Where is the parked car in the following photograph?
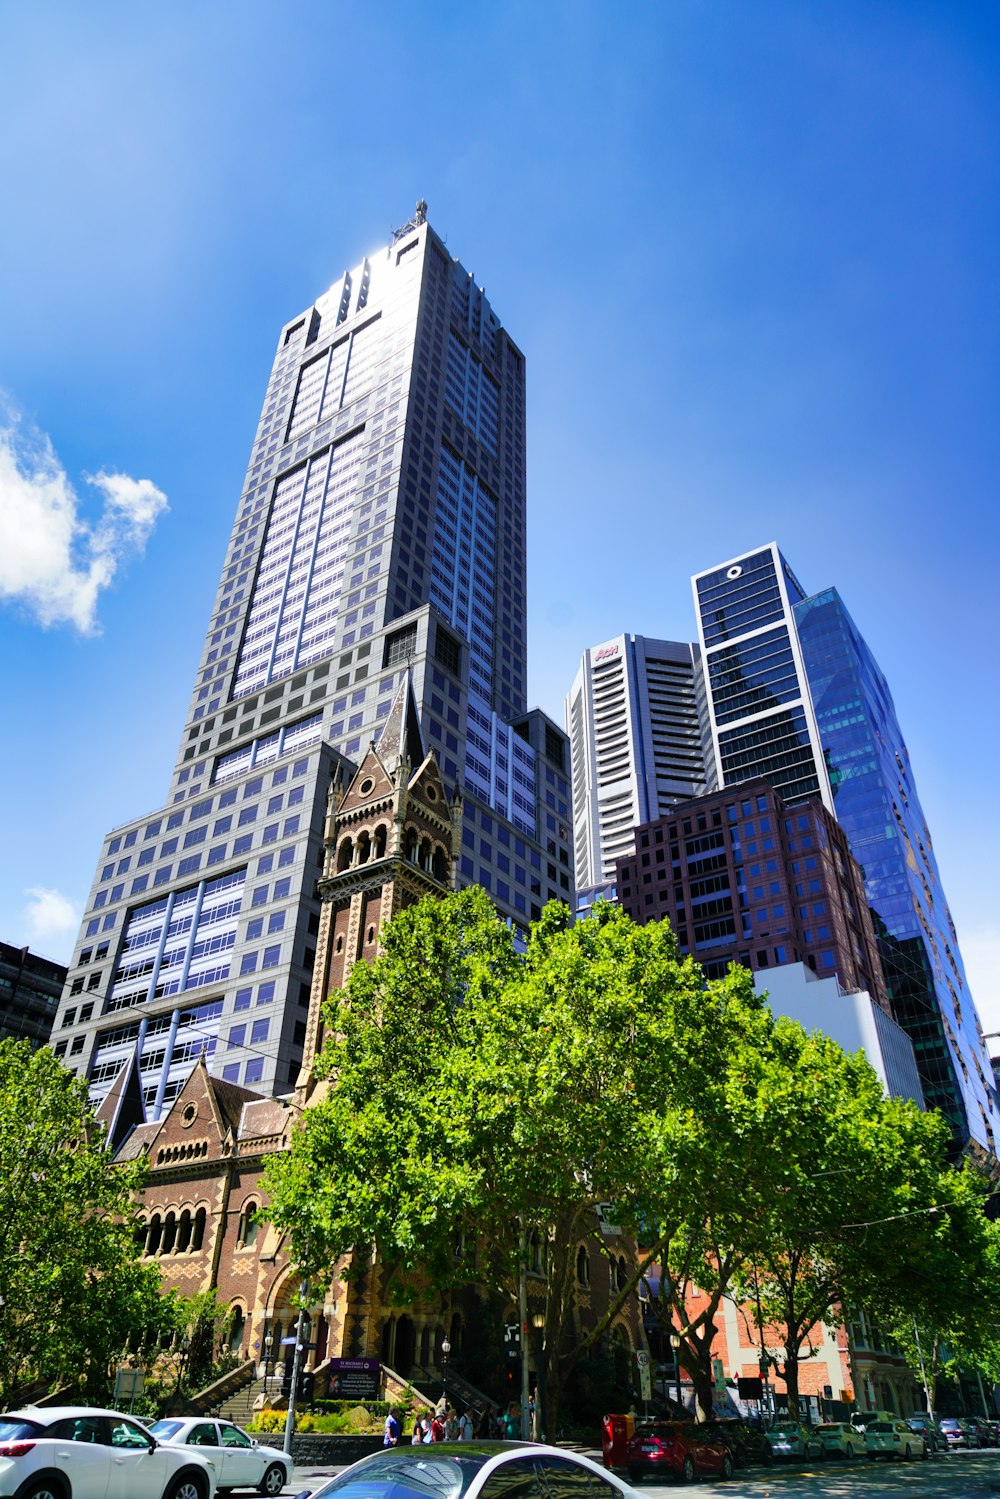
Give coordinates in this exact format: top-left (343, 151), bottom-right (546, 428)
top-left (938, 1417), bottom-right (971, 1449)
top-left (0, 1406), bottom-right (217, 1499)
top-left (765, 1420), bottom-right (825, 1462)
top-left (968, 1417), bottom-right (998, 1448)
top-left (626, 1420), bottom-right (734, 1483)
top-left (815, 1422), bottom-right (866, 1459)
top-left (905, 1415), bottom-right (947, 1453)
top-left (700, 1419), bottom-right (774, 1467)
top-left (149, 1416), bottom-right (292, 1496)
top-left (865, 1418), bottom-right (924, 1461)
top-left (298, 1442), bottom-right (644, 1499)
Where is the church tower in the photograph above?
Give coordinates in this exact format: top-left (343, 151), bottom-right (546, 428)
top-left (297, 674), bottom-right (462, 1094)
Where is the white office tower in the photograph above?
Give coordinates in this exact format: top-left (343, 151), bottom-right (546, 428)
top-left (52, 206), bottom-right (572, 1116)
top-left (566, 634), bottom-right (707, 907)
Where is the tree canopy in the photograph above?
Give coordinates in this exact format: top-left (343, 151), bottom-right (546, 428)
top-left (0, 1040), bottom-right (168, 1406)
top-left (264, 892), bottom-right (997, 1424)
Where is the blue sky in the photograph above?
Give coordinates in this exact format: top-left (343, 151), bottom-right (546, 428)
top-left (1, 2), bottom-right (998, 1028)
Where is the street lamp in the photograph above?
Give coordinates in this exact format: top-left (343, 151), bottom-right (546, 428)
top-left (531, 1311), bottom-right (545, 1441)
top-left (669, 1333), bottom-right (682, 1413)
top-left (441, 1336), bottom-right (451, 1407)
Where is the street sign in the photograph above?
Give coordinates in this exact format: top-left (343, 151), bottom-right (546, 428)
top-left (737, 1376), bottom-right (763, 1401)
top-left (638, 1363), bottom-right (651, 1401)
top-left (713, 1359), bottom-right (726, 1396)
top-left (635, 1350), bottom-right (649, 1368)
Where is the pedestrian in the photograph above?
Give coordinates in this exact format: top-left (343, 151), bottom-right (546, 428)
top-left (418, 1413), bottom-right (433, 1444)
top-left (431, 1407), bottom-right (446, 1442)
top-left (458, 1407), bottom-right (475, 1442)
top-left (445, 1406), bottom-right (460, 1441)
top-left (383, 1407), bottom-right (401, 1447)
top-left (503, 1401), bottom-right (521, 1439)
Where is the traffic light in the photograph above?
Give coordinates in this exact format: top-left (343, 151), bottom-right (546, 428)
top-left (299, 1370), bottom-right (315, 1403)
top-left (281, 1363), bottom-right (293, 1398)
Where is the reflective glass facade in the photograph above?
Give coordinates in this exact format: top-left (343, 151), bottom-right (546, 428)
top-left (54, 210), bottom-right (572, 1116)
top-left (693, 544), bottom-right (832, 810)
top-left (795, 588), bottom-right (996, 1157)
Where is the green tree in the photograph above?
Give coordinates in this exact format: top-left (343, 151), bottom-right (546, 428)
top-left (731, 1019), bottom-right (964, 1416)
top-left (0, 1040), bottom-right (167, 1406)
top-left (265, 891), bottom-right (775, 1430)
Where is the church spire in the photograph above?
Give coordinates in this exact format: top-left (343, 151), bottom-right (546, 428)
top-left (374, 669), bottom-right (425, 772)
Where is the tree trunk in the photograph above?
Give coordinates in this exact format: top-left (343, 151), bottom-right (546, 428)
top-left (782, 1350), bottom-right (800, 1419)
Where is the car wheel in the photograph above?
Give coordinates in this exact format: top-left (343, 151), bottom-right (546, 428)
top-left (903, 1443), bottom-right (912, 1461)
top-left (721, 1453), bottom-right (733, 1480)
top-left (627, 1471), bottom-right (643, 1484)
top-left (15, 1483), bottom-right (67, 1499)
top-left (164, 1474), bottom-right (209, 1499)
top-left (760, 1445), bottom-right (774, 1466)
top-left (681, 1455), bottom-right (695, 1483)
top-left (259, 1465), bottom-right (287, 1498)
top-left (815, 1443), bottom-right (826, 1462)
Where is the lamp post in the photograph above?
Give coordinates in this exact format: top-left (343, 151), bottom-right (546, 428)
top-left (441, 1336), bottom-right (451, 1408)
top-left (531, 1312), bottom-right (545, 1441)
top-left (669, 1333), bottom-right (682, 1414)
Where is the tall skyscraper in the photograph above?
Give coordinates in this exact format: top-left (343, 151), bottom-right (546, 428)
top-left (52, 205), bottom-right (572, 1117)
top-left (565, 634), bottom-right (706, 903)
top-left (692, 544), bottom-right (834, 811)
top-left (693, 544), bottom-right (996, 1160)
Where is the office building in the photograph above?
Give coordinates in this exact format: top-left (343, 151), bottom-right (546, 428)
top-left (794, 585), bottom-right (996, 1157)
top-left (52, 204), bottom-right (572, 1116)
top-left (615, 778), bottom-right (886, 1005)
top-left (692, 544), bottom-right (833, 810)
top-left (693, 545), bottom-right (995, 1160)
top-left (0, 942), bottom-right (65, 1049)
top-left (565, 634), bottom-right (706, 906)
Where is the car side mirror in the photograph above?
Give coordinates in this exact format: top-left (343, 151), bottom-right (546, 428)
top-left (293, 1492), bottom-right (313, 1499)
top-left (251, 1438), bottom-right (259, 1447)
top-left (147, 1439), bottom-right (158, 1453)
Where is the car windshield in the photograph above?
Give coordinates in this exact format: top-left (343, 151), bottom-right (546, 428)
top-left (940, 1420), bottom-right (961, 1428)
top-left (869, 1423), bottom-right (893, 1433)
top-left (149, 1421), bottom-right (185, 1440)
top-left (0, 1418), bottom-right (44, 1440)
top-left (306, 1449), bottom-right (502, 1499)
top-left (773, 1422), bottom-right (799, 1433)
top-left (817, 1425), bottom-right (844, 1433)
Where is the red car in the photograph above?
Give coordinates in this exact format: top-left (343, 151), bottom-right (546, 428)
top-left (627, 1421), bottom-right (734, 1483)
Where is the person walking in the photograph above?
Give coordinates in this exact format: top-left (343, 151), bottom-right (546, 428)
top-left (503, 1402), bottom-right (521, 1439)
top-left (458, 1407), bottom-right (475, 1442)
top-left (383, 1407), bottom-right (401, 1447)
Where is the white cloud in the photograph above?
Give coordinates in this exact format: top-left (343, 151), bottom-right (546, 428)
top-left (23, 886), bottom-right (80, 952)
top-left (0, 397), bottom-right (168, 633)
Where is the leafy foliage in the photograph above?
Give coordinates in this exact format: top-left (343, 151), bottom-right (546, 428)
top-left (0, 1040), bottom-right (168, 1406)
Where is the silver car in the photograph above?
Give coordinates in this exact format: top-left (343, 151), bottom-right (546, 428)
top-left (149, 1417), bottom-right (291, 1496)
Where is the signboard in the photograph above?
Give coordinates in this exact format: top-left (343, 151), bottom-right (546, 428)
top-left (638, 1363), bottom-right (651, 1401)
top-left (326, 1357), bottom-right (380, 1401)
top-left (713, 1359), bottom-right (726, 1396)
top-left (113, 1367), bottom-right (144, 1410)
top-left (737, 1376), bottom-right (763, 1401)
top-left (635, 1350), bottom-right (649, 1368)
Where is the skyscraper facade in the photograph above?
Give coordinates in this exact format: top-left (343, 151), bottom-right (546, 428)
top-left (53, 206), bottom-right (572, 1117)
top-left (565, 634), bottom-right (706, 902)
top-left (693, 545), bottom-right (995, 1160)
top-left (691, 544), bottom-right (833, 811)
top-left (793, 587), bottom-right (996, 1158)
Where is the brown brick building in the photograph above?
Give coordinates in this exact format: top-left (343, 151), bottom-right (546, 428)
top-left (616, 778), bottom-right (888, 1009)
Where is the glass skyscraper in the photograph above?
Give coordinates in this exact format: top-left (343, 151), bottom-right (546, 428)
top-left (794, 587), bottom-right (996, 1159)
top-left (694, 544), bottom-right (996, 1160)
top-left (51, 205), bottom-right (572, 1116)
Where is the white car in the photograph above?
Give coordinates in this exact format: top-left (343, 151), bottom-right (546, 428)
top-left (149, 1417), bottom-right (291, 1497)
top-left (765, 1420), bottom-right (825, 1461)
top-left (865, 1418), bottom-right (925, 1461)
top-left (816, 1422), bottom-right (865, 1459)
top-left (0, 1406), bottom-right (217, 1499)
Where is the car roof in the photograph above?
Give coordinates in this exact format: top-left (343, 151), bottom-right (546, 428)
top-left (2, 1408), bottom-right (137, 1422)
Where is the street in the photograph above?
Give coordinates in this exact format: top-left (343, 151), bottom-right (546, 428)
top-left (278, 1450), bottom-right (1000, 1498)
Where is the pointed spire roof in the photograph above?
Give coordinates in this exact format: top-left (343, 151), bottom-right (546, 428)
top-left (375, 670), bottom-right (425, 772)
top-left (93, 1048), bottom-right (146, 1154)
